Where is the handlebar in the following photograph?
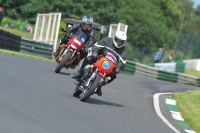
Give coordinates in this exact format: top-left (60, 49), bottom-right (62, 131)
top-left (61, 28), bottom-right (66, 32)
top-left (95, 45), bottom-right (126, 64)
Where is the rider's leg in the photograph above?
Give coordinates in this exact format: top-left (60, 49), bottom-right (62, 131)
top-left (71, 49), bottom-right (88, 69)
top-left (70, 56), bottom-right (96, 79)
top-left (96, 71), bottom-right (117, 96)
top-left (53, 34), bottom-right (70, 57)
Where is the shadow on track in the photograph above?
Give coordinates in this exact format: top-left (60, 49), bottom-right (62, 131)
top-left (80, 97), bottom-right (124, 107)
top-left (57, 72), bottom-right (71, 76)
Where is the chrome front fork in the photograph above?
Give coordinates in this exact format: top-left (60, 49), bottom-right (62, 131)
top-left (85, 68), bottom-right (98, 87)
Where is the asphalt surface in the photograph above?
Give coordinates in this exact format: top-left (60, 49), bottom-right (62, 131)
top-left (0, 54), bottom-right (198, 133)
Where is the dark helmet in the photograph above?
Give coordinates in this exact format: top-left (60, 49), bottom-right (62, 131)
top-left (113, 31), bottom-right (127, 48)
top-left (82, 16), bottom-right (93, 31)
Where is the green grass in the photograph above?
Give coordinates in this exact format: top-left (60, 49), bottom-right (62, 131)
top-left (0, 26), bottom-right (33, 39)
top-left (0, 49), bottom-right (54, 62)
top-left (184, 70), bottom-right (200, 78)
top-left (172, 90), bottom-right (200, 133)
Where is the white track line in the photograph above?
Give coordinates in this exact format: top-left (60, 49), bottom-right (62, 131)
top-left (153, 93), bottom-right (181, 133)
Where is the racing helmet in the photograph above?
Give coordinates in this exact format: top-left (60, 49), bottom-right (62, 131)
top-left (82, 16), bottom-right (93, 31)
top-left (113, 31), bottom-right (127, 48)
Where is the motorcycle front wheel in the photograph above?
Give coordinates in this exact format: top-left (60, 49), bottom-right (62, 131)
top-left (80, 74), bottom-right (102, 102)
top-left (55, 51), bottom-right (72, 73)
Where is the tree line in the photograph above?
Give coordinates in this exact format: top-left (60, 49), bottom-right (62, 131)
top-left (1, 0), bottom-right (200, 52)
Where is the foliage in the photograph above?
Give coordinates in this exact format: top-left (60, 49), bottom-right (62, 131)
top-left (151, 0), bottom-right (183, 31)
top-left (0, 17), bottom-right (12, 27)
top-left (119, 0), bottom-right (177, 49)
top-left (193, 6), bottom-right (200, 17)
top-left (58, 20), bottom-right (66, 39)
top-left (181, 17), bottom-right (200, 34)
top-left (125, 43), bottom-right (135, 61)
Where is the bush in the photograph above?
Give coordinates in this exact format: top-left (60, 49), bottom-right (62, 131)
top-left (1, 17), bottom-right (12, 27)
top-left (1, 17), bottom-right (28, 30)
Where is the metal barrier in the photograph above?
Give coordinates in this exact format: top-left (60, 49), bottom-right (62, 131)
top-left (121, 60), bottom-right (200, 87)
top-left (121, 60), bottom-right (136, 75)
top-left (20, 37), bottom-right (53, 59)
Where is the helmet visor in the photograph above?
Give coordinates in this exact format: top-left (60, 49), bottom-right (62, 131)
top-left (83, 23), bottom-right (92, 28)
top-left (114, 36), bottom-right (125, 46)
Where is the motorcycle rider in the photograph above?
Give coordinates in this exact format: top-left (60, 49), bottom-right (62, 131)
top-left (71, 31), bottom-right (127, 96)
top-left (53, 16), bottom-right (95, 67)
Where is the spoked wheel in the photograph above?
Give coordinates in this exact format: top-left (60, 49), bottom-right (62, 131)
top-left (55, 51), bottom-right (72, 73)
top-left (80, 74), bottom-right (102, 102)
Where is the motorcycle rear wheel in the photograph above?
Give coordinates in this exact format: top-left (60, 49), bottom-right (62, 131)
top-left (55, 51), bottom-right (72, 73)
top-left (80, 74), bottom-right (102, 102)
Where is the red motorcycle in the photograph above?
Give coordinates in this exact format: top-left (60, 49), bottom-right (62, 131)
top-left (73, 46), bottom-right (126, 102)
top-left (55, 30), bottom-right (87, 73)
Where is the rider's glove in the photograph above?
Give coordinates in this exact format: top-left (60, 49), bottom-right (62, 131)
top-left (66, 34), bottom-right (71, 39)
top-left (115, 69), bottom-right (120, 74)
top-left (87, 47), bottom-right (92, 51)
top-left (92, 54), bottom-right (97, 58)
top-left (61, 28), bottom-right (66, 32)
top-left (115, 67), bottom-right (121, 74)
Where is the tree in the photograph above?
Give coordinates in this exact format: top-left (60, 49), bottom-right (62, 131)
top-left (0, 0), bottom-right (28, 20)
top-left (152, 0), bottom-right (183, 32)
top-left (181, 17), bottom-right (200, 34)
top-left (119, 0), bottom-right (176, 49)
top-left (193, 6), bottom-right (200, 17)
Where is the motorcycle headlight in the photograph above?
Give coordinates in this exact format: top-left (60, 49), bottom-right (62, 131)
top-left (102, 61), bottom-right (111, 70)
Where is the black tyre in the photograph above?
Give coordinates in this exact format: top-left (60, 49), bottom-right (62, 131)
top-left (55, 51), bottom-right (72, 73)
top-left (73, 85), bottom-right (82, 97)
top-left (80, 74), bottom-right (102, 102)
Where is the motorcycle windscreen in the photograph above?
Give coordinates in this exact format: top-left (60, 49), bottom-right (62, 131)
top-left (73, 30), bottom-right (87, 43)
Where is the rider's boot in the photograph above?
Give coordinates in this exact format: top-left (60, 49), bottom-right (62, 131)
top-left (96, 79), bottom-right (108, 96)
top-left (72, 71), bottom-right (82, 85)
top-left (96, 87), bottom-right (102, 96)
top-left (70, 54), bottom-right (82, 69)
top-left (70, 70), bottom-right (83, 79)
top-left (53, 50), bottom-right (60, 57)
top-left (52, 43), bottom-right (65, 57)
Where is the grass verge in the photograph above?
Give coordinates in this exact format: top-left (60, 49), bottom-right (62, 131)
top-left (0, 49), bottom-right (54, 62)
top-left (0, 26), bottom-right (33, 39)
top-left (184, 70), bottom-right (200, 78)
top-left (172, 90), bottom-right (200, 133)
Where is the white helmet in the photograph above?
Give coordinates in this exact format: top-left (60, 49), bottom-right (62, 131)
top-left (113, 31), bottom-right (127, 48)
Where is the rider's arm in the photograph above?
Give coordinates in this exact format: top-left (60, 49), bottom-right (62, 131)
top-left (65, 23), bottom-right (81, 36)
top-left (60, 24), bottom-right (81, 44)
top-left (116, 47), bottom-right (127, 73)
top-left (86, 29), bottom-right (96, 48)
top-left (92, 37), bottom-right (109, 55)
